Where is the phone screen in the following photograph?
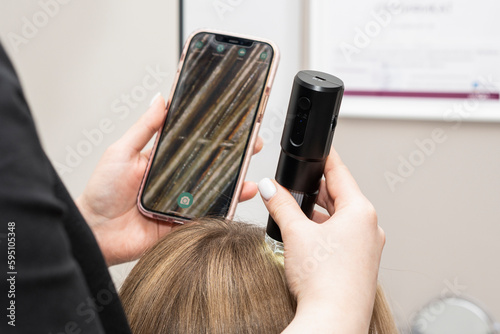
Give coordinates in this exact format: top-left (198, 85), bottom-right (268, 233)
top-left (141, 32), bottom-right (274, 219)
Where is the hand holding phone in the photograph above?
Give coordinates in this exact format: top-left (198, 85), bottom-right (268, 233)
top-left (138, 30), bottom-right (279, 223)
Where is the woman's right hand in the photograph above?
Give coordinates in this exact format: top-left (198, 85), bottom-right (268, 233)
top-left (258, 149), bottom-right (386, 333)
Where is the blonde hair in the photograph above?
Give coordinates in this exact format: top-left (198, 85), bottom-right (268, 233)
top-left (120, 219), bottom-right (397, 333)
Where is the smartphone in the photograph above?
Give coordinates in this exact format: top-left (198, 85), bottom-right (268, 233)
top-left (137, 30), bottom-right (279, 223)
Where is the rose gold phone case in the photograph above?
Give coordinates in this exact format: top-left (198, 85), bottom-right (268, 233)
top-left (137, 29), bottom-right (280, 224)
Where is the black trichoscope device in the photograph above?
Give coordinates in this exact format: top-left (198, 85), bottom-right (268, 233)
top-left (265, 70), bottom-right (344, 254)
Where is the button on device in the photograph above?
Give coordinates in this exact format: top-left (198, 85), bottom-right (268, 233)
top-left (257, 95), bottom-right (270, 122)
top-left (291, 112), bottom-right (309, 147)
top-left (331, 116), bottom-right (338, 131)
top-left (298, 97), bottom-right (311, 111)
top-left (290, 97), bottom-right (311, 146)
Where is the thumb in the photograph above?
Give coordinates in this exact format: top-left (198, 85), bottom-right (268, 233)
top-left (258, 178), bottom-right (308, 233)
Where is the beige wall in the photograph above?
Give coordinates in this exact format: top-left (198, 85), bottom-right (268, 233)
top-left (336, 118), bottom-right (500, 328)
top-left (1, 0), bottom-right (499, 330)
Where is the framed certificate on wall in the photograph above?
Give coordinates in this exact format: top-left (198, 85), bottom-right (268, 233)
top-left (307, 0), bottom-right (500, 121)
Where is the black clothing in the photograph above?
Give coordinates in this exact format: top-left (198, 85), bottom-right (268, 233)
top-left (0, 43), bottom-right (131, 333)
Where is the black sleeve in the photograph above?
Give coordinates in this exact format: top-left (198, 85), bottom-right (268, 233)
top-left (0, 43), bottom-right (131, 333)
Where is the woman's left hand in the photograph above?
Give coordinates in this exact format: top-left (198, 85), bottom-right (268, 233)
top-left (76, 93), bottom-right (263, 266)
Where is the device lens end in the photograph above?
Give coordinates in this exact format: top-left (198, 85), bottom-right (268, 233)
top-left (265, 233), bottom-right (284, 256)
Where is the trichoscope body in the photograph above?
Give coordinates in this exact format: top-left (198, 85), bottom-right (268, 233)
top-left (265, 70), bottom-right (344, 252)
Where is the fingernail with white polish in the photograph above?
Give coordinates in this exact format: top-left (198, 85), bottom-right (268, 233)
top-left (258, 178), bottom-right (277, 201)
top-left (149, 92), bottom-right (161, 107)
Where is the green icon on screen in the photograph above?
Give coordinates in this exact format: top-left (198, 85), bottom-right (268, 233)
top-left (216, 44), bottom-right (225, 53)
top-left (260, 52), bottom-right (267, 60)
top-left (195, 41), bottom-right (203, 49)
top-left (177, 192), bottom-right (194, 209)
top-left (238, 48), bottom-right (246, 57)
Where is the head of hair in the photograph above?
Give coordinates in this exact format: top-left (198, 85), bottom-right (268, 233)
top-left (120, 218), bottom-right (397, 334)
